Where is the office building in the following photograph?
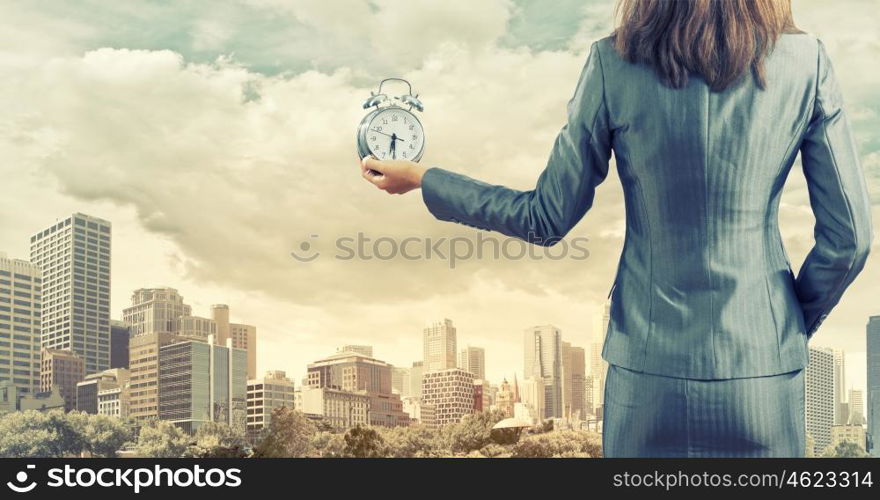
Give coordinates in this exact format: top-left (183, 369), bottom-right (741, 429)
top-left (424, 319), bottom-right (457, 372)
top-left (520, 377), bottom-right (546, 424)
top-left (830, 424), bottom-right (867, 454)
top-left (40, 348), bottom-right (84, 412)
top-left (421, 368), bottom-right (475, 426)
top-left (31, 214), bottom-right (111, 374)
top-left (401, 396), bottom-right (436, 428)
top-left (76, 368), bottom-right (129, 414)
top-left (805, 346), bottom-right (835, 456)
top-left (123, 288), bottom-right (191, 337)
top-left (212, 304), bottom-right (256, 379)
top-left (158, 337), bottom-right (247, 434)
top-left (337, 345), bottom-right (373, 357)
top-left (459, 346), bottom-right (486, 380)
top-left (833, 350), bottom-right (846, 425)
top-left (98, 384), bottom-right (130, 418)
top-left (410, 361), bottom-right (424, 398)
top-left (297, 386), bottom-right (370, 429)
top-left (392, 366), bottom-right (411, 397)
top-left (247, 370), bottom-right (295, 441)
top-left (848, 389), bottom-right (865, 425)
top-left (0, 254), bottom-right (41, 394)
top-left (590, 301), bottom-right (610, 414)
top-left (110, 320), bottom-right (130, 369)
top-left (474, 379), bottom-right (489, 412)
top-left (176, 315), bottom-right (215, 342)
top-left (128, 331), bottom-right (177, 421)
top-left (524, 325), bottom-right (563, 418)
top-left (562, 342), bottom-right (586, 419)
top-left (306, 350), bottom-right (409, 427)
top-left (230, 323), bottom-right (257, 380)
top-left (868, 316), bottom-right (880, 457)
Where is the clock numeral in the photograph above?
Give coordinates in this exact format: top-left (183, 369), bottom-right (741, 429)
top-left (409, 125), bottom-right (414, 130)
top-left (382, 119), bottom-right (388, 125)
top-left (391, 115), bottom-right (398, 122)
top-left (371, 136), bottom-right (376, 141)
top-left (409, 143), bottom-right (415, 149)
top-left (412, 134), bottom-right (418, 140)
top-left (402, 152), bottom-right (407, 158)
top-left (376, 126), bottom-right (382, 132)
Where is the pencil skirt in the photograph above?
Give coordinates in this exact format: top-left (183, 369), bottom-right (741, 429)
top-left (602, 364), bottom-right (806, 457)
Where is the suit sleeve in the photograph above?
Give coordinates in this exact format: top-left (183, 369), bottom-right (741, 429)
top-left (795, 39), bottom-right (874, 337)
top-left (420, 42), bottom-right (612, 246)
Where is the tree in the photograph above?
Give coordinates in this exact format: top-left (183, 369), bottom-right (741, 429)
top-left (379, 425), bottom-right (445, 458)
top-left (511, 430), bottom-right (603, 458)
top-left (252, 407), bottom-right (316, 458)
top-left (311, 431), bottom-right (346, 458)
top-left (185, 422), bottom-right (249, 458)
top-left (135, 420), bottom-right (189, 458)
top-left (75, 413), bottom-right (134, 457)
top-left (822, 441), bottom-right (869, 458)
top-left (0, 411), bottom-right (59, 457)
top-left (343, 425), bottom-right (385, 458)
top-left (443, 409), bottom-right (507, 454)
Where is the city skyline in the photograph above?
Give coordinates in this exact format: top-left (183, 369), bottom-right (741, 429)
top-left (1, 0), bottom-right (879, 435)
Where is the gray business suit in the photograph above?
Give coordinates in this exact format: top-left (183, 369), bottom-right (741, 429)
top-left (420, 34), bottom-right (872, 456)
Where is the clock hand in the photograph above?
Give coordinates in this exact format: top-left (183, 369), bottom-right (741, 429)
top-left (371, 128), bottom-right (405, 141)
top-left (390, 133), bottom-right (397, 159)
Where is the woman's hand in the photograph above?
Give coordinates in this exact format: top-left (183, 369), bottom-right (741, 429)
top-left (360, 156), bottom-right (427, 195)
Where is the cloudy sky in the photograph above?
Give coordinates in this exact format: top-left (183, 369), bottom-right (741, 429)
top-left (1, 0), bottom-right (878, 393)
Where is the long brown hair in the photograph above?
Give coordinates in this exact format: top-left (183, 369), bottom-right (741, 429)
top-left (612, 0), bottom-right (801, 91)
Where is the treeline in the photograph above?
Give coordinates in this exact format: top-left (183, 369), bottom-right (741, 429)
top-left (0, 408), bottom-right (605, 458)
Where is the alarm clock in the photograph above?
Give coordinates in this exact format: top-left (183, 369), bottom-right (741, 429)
top-left (356, 78), bottom-right (426, 163)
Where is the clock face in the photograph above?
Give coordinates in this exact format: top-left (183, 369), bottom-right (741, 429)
top-left (365, 107), bottom-right (425, 161)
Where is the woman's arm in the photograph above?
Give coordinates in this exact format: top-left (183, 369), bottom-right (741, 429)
top-left (795, 40), bottom-right (874, 337)
top-left (362, 42), bottom-right (612, 247)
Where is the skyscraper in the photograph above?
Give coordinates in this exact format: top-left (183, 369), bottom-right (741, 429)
top-left (867, 316), bottom-right (880, 457)
top-left (590, 301), bottom-right (610, 414)
top-left (848, 389), bottom-right (865, 425)
top-left (805, 346), bottom-right (835, 456)
top-left (110, 320), bottom-right (130, 369)
top-left (459, 346), bottom-right (486, 380)
top-left (30, 214), bottom-right (111, 374)
top-left (123, 288), bottom-right (191, 421)
top-left (833, 350), bottom-right (847, 425)
top-left (410, 361), bottom-right (424, 398)
top-left (423, 319), bottom-right (457, 372)
top-left (0, 254), bottom-right (41, 394)
top-left (562, 342), bottom-right (586, 419)
top-left (158, 337), bottom-right (248, 434)
top-left (524, 325), bottom-right (562, 418)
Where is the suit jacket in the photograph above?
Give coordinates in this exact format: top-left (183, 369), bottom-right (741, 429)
top-left (420, 35), bottom-right (873, 379)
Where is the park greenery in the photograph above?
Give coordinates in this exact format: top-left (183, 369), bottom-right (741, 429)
top-left (0, 407), bottom-right (865, 458)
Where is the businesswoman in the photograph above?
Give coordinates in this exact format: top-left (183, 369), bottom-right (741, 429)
top-left (359, 0), bottom-right (873, 457)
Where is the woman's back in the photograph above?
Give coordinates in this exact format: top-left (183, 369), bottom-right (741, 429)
top-left (599, 33), bottom-right (871, 378)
